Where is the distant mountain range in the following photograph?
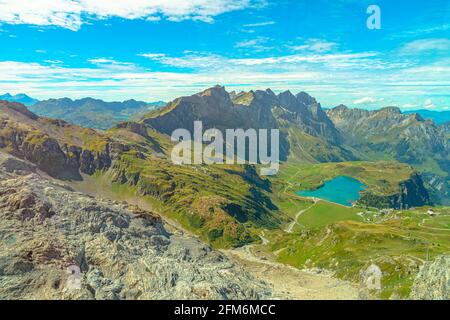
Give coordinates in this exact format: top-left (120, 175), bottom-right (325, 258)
top-left (29, 97), bottom-right (166, 130)
top-left (0, 93), bottom-right (39, 106)
top-left (404, 109), bottom-right (450, 125)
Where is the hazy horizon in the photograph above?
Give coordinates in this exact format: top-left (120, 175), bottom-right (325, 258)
top-left (2, 86), bottom-right (450, 112)
top-left (0, 0), bottom-right (449, 110)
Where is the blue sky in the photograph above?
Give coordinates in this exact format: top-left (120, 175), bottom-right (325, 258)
top-left (0, 0), bottom-right (449, 110)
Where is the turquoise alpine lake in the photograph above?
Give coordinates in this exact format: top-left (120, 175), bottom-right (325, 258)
top-left (296, 176), bottom-right (367, 206)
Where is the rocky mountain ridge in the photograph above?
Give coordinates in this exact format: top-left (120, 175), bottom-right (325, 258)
top-left (0, 151), bottom-right (271, 300)
top-left (0, 96), bottom-right (433, 213)
top-left (142, 86), bottom-right (347, 162)
top-left (0, 100), bottom-right (117, 179)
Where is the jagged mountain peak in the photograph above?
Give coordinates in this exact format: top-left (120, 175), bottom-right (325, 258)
top-left (408, 112), bottom-right (425, 122)
top-left (278, 90), bottom-right (295, 99)
top-left (198, 85), bottom-right (229, 98)
top-left (141, 86), bottom-right (345, 162)
top-left (265, 88), bottom-right (276, 96)
top-left (334, 104), bottom-right (349, 111)
top-left (296, 91), bottom-right (317, 106)
top-left (251, 89), bottom-right (278, 103)
top-left (188, 85), bottom-right (233, 108)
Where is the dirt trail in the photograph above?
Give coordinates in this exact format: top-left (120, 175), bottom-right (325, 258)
top-left (223, 245), bottom-right (361, 300)
top-left (285, 199), bottom-right (318, 233)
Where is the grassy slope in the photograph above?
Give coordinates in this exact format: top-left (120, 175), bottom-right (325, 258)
top-left (264, 206), bottom-right (450, 299)
top-left (110, 128), bottom-right (448, 298)
top-left (257, 160), bottom-right (449, 299)
top-left (0, 108), bottom-right (284, 249)
top-left (274, 161), bottom-right (414, 197)
top-left (296, 201), bottom-right (362, 229)
top-left (285, 127), bottom-right (351, 163)
top-left (104, 128), bottom-right (289, 248)
top-left (99, 112), bottom-right (449, 299)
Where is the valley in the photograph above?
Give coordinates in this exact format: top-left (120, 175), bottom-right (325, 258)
top-left (0, 86), bottom-right (449, 300)
top-left (68, 170), bottom-right (362, 300)
top-left (1, 0), bottom-right (449, 303)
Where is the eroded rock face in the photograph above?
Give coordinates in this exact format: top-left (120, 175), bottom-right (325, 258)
top-left (0, 152), bottom-right (271, 300)
top-left (142, 86), bottom-right (344, 162)
top-left (358, 173), bottom-right (432, 209)
top-left (410, 255), bottom-right (450, 300)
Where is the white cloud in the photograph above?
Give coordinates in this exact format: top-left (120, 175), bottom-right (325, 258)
top-left (398, 38), bottom-right (450, 55)
top-left (146, 16), bottom-right (161, 22)
top-left (139, 53), bottom-right (166, 59)
top-left (289, 39), bottom-right (338, 53)
top-left (423, 99), bottom-right (436, 110)
top-left (353, 97), bottom-right (384, 105)
top-left (0, 0), bottom-right (257, 31)
top-left (400, 103), bottom-right (418, 110)
top-left (139, 52), bottom-right (227, 69)
top-left (1, 44), bottom-right (449, 107)
top-left (243, 21), bottom-right (275, 27)
top-left (234, 36), bottom-right (272, 51)
top-left (0, 59), bottom-right (321, 101)
top-left (389, 24), bottom-right (450, 39)
top-left (140, 50), bottom-right (379, 71)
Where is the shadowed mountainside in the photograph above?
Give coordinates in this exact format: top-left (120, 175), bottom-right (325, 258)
top-left (142, 86), bottom-right (352, 163)
top-left (327, 105), bottom-right (449, 204)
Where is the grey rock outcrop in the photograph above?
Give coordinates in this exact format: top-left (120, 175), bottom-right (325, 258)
top-left (0, 152), bottom-right (271, 300)
top-left (410, 255), bottom-right (449, 300)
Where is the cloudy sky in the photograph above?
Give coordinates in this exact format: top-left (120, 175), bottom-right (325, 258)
top-left (0, 0), bottom-right (449, 110)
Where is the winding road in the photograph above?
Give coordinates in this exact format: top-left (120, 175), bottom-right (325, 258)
top-left (285, 199), bottom-right (319, 233)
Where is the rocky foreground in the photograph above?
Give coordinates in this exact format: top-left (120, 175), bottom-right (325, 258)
top-left (410, 255), bottom-right (450, 300)
top-left (0, 151), bottom-right (271, 300)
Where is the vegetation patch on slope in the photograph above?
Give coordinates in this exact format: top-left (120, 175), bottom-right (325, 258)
top-left (264, 206), bottom-right (450, 299)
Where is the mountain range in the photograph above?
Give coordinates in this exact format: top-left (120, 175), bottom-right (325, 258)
top-left (143, 86), bottom-right (350, 163)
top-left (0, 93), bottom-right (39, 106)
top-left (29, 98), bottom-right (166, 130)
top-left (0, 87), bottom-right (449, 299)
top-left (327, 105), bottom-right (449, 204)
top-left (143, 87), bottom-right (448, 205)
